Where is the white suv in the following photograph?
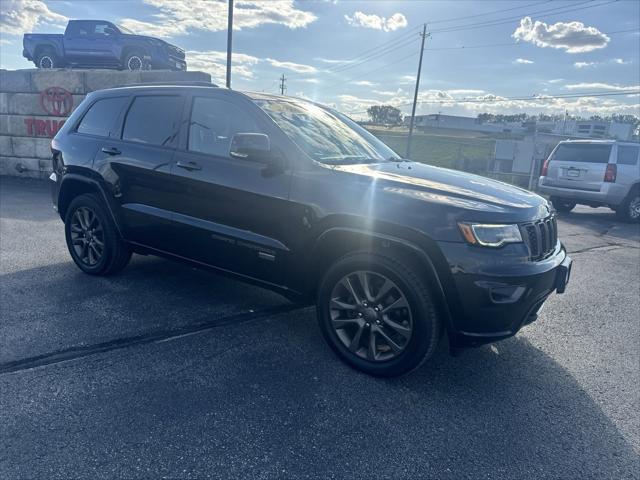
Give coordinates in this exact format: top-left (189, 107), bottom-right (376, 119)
top-left (538, 140), bottom-right (640, 222)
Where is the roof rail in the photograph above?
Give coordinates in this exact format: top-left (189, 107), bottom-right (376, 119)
top-left (114, 81), bottom-right (219, 88)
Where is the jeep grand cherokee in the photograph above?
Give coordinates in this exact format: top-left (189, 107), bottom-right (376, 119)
top-left (49, 84), bottom-right (572, 376)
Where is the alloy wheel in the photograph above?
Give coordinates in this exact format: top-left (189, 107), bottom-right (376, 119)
top-left (39, 56), bottom-right (53, 69)
top-left (629, 196), bottom-right (640, 220)
top-left (127, 55), bottom-right (143, 70)
top-left (70, 207), bottom-right (105, 266)
top-left (329, 270), bottom-right (413, 362)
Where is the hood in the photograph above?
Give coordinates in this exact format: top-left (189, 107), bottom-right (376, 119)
top-left (123, 34), bottom-right (180, 50)
top-left (330, 161), bottom-right (551, 221)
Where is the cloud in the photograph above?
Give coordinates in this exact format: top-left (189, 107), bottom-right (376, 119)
top-left (512, 16), bottom-right (610, 53)
top-left (547, 78), bottom-right (564, 84)
top-left (352, 80), bottom-right (377, 86)
top-left (186, 50), bottom-right (259, 83)
top-left (514, 58), bottom-right (534, 64)
top-left (564, 82), bottom-right (639, 91)
top-left (575, 58), bottom-right (633, 68)
top-left (0, 0), bottom-right (67, 36)
top-left (344, 11), bottom-right (407, 32)
top-left (398, 75), bottom-right (415, 84)
top-left (315, 57), bottom-right (353, 65)
top-left (266, 58), bottom-right (316, 73)
top-left (447, 89), bottom-right (486, 95)
top-left (120, 0), bottom-right (316, 37)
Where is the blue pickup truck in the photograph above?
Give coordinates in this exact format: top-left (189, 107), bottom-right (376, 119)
top-left (23, 20), bottom-right (186, 71)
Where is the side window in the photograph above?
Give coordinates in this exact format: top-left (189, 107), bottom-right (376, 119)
top-left (122, 96), bottom-right (182, 146)
top-left (188, 97), bottom-right (260, 157)
top-left (94, 23), bottom-right (114, 35)
top-left (77, 97), bottom-right (127, 137)
top-left (617, 146), bottom-right (639, 166)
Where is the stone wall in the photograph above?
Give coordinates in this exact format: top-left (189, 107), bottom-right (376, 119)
top-left (0, 68), bottom-right (212, 178)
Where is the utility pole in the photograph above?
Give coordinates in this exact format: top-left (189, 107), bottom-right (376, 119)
top-left (405, 24), bottom-right (429, 159)
top-left (226, 0), bottom-right (233, 89)
top-left (279, 74), bottom-right (287, 95)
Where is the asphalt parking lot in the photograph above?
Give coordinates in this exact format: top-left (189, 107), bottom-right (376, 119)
top-left (1, 175), bottom-right (639, 479)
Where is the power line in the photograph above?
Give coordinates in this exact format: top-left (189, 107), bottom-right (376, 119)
top-left (427, 0), bottom-right (552, 24)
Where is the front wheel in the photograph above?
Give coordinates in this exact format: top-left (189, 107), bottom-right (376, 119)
top-left (123, 51), bottom-right (145, 71)
top-left (550, 197), bottom-right (576, 213)
top-left (64, 194), bottom-right (132, 275)
top-left (317, 251), bottom-right (442, 377)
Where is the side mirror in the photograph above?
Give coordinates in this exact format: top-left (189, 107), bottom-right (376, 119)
top-left (229, 133), bottom-right (271, 162)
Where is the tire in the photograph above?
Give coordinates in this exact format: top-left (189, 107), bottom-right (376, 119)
top-left (317, 250), bottom-right (442, 377)
top-left (123, 51), bottom-right (145, 71)
top-left (64, 194), bottom-right (132, 275)
top-left (35, 49), bottom-right (59, 69)
top-left (615, 187), bottom-right (640, 223)
top-left (550, 197), bottom-right (576, 213)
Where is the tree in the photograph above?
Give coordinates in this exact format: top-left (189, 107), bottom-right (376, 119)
top-left (367, 105), bottom-right (403, 125)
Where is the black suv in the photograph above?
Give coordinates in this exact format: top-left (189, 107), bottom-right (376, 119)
top-left (50, 84), bottom-right (572, 376)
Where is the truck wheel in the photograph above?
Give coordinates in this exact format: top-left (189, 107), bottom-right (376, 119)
top-left (317, 251), bottom-right (442, 377)
top-left (124, 51), bottom-right (145, 71)
top-left (36, 50), bottom-right (58, 69)
top-left (64, 194), bottom-right (132, 275)
top-left (616, 187), bottom-right (640, 223)
top-left (550, 197), bottom-right (576, 213)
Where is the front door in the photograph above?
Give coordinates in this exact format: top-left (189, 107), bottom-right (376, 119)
top-left (168, 92), bottom-right (293, 285)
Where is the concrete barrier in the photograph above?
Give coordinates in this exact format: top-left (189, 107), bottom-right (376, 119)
top-left (0, 68), bottom-right (212, 179)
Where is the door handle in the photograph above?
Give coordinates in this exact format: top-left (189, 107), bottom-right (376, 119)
top-left (176, 161), bottom-right (202, 171)
top-left (101, 147), bottom-right (121, 156)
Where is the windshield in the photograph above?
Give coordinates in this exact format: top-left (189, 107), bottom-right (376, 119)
top-left (252, 97), bottom-right (400, 164)
top-left (116, 24), bottom-right (135, 35)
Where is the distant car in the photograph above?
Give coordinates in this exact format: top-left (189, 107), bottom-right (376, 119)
top-left (23, 19), bottom-right (186, 71)
top-left (539, 140), bottom-right (640, 222)
top-left (49, 84), bottom-right (572, 377)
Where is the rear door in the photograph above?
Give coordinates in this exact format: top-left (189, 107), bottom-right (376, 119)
top-left (92, 92), bottom-right (184, 251)
top-left (546, 142), bottom-right (612, 191)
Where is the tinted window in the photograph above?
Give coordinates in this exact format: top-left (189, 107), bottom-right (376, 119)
top-left (188, 97), bottom-right (261, 157)
top-left (617, 145), bottom-right (639, 166)
top-left (122, 96), bottom-right (182, 146)
top-left (77, 97), bottom-right (127, 137)
top-left (552, 144), bottom-right (612, 164)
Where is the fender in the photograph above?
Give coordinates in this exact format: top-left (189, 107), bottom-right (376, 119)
top-left (58, 173), bottom-right (124, 237)
top-left (312, 226), bottom-right (454, 332)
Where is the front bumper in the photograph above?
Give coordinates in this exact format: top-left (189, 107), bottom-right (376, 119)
top-left (437, 240), bottom-right (572, 348)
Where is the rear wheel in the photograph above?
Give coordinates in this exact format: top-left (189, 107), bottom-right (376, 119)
top-left (35, 49), bottom-right (59, 69)
top-left (550, 197), bottom-right (576, 213)
top-left (64, 194), bottom-right (131, 275)
top-left (616, 187), bottom-right (640, 223)
top-left (317, 251), bottom-right (441, 377)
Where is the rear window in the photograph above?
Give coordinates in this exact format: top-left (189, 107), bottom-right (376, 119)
top-left (77, 97), bottom-right (127, 137)
top-left (122, 96), bottom-right (182, 146)
top-left (552, 143), bottom-right (612, 164)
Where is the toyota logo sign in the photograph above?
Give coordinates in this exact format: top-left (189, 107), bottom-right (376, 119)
top-left (40, 87), bottom-right (73, 116)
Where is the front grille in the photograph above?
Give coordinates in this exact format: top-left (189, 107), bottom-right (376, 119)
top-left (521, 215), bottom-right (557, 261)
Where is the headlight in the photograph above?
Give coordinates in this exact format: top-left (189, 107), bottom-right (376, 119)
top-left (458, 223), bottom-right (522, 247)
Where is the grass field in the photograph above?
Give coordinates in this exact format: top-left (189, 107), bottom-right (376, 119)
top-left (367, 128), bottom-right (495, 169)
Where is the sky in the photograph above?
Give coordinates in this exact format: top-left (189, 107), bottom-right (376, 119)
top-left (0, 0), bottom-right (639, 120)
